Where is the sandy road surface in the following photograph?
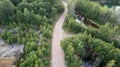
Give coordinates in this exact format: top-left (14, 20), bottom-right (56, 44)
top-left (51, 1), bottom-right (68, 67)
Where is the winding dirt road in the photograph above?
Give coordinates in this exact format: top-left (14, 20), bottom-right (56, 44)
top-left (51, 1), bottom-right (68, 67)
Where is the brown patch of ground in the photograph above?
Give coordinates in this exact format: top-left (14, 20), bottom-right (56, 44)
top-left (0, 57), bottom-right (15, 67)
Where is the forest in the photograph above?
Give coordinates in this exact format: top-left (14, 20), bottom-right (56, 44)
top-left (62, 14), bottom-right (120, 67)
top-left (0, 0), bottom-right (64, 67)
top-left (0, 0), bottom-right (120, 67)
top-left (61, 0), bottom-right (120, 67)
top-left (75, 0), bottom-right (120, 24)
top-left (90, 0), bottom-right (120, 5)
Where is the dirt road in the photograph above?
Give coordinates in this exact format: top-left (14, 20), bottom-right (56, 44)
top-left (51, 1), bottom-right (68, 67)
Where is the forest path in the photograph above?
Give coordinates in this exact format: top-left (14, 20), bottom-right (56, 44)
top-left (51, 1), bottom-right (68, 67)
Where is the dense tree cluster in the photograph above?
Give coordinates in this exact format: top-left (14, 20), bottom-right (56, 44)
top-left (0, 0), bottom-right (64, 67)
top-left (90, 0), bottom-right (120, 5)
top-left (63, 14), bottom-right (120, 48)
top-left (75, 0), bottom-right (112, 24)
top-left (62, 13), bottom-right (120, 67)
top-left (62, 0), bottom-right (120, 67)
top-left (61, 33), bottom-right (120, 67)
top-left (0, 0), bottom-right (64, 24)
top-left (0, 22), bottom-right (53, 67)
top-left (20, 36), bottom-right (52, 67)
top-left (63, 14), bottom-right (86, 33)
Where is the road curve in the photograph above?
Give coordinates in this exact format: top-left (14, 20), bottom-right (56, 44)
top-left (51, 1), bottom-right (68, 67)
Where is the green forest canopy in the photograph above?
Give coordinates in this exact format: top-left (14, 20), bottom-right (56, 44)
top-left (0, 0), bottom-right (64, 67)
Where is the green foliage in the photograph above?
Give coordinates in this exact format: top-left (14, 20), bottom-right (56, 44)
top-left (10, 0), bottom-right (22, 5)
top-left (63, 14), bottom-right (85, 33)
top-left (62, 13), bottom-right (120, 67)
top-left (75, 0), bottom-right (112, 23)
top-left (90, 0), bottom-right (120, 5)
top-left (0, 31), bottom-right (17, 44)
top-left (0, 0), bottom-right (64, 67)
top-left (105, 60), bottom-right (115, 67)
top-left (61, 33), bottom-right (120, 67)
top-left (0, 0), bottom-right (64, 24)
top-left (0, 0), bottom-right (16, 22)
top-left (63, 14), bottom-right (120, 48)
top-left (61, 40), bottom-right (83, 67)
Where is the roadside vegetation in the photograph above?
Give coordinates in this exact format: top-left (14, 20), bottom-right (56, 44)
top-left (61, 33), bottom-right (120, 67)
top-left (0, 0), bottom-right (64, 67)
top-left (62, 14), bottom-right (120, 67)
top-left (62, 0), bottom-right (120, 67)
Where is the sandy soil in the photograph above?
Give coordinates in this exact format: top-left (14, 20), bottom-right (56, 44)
top-left (0, 57), bottom-right (15, 67)
top-left (51, 1), bottom-right (68, 67)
